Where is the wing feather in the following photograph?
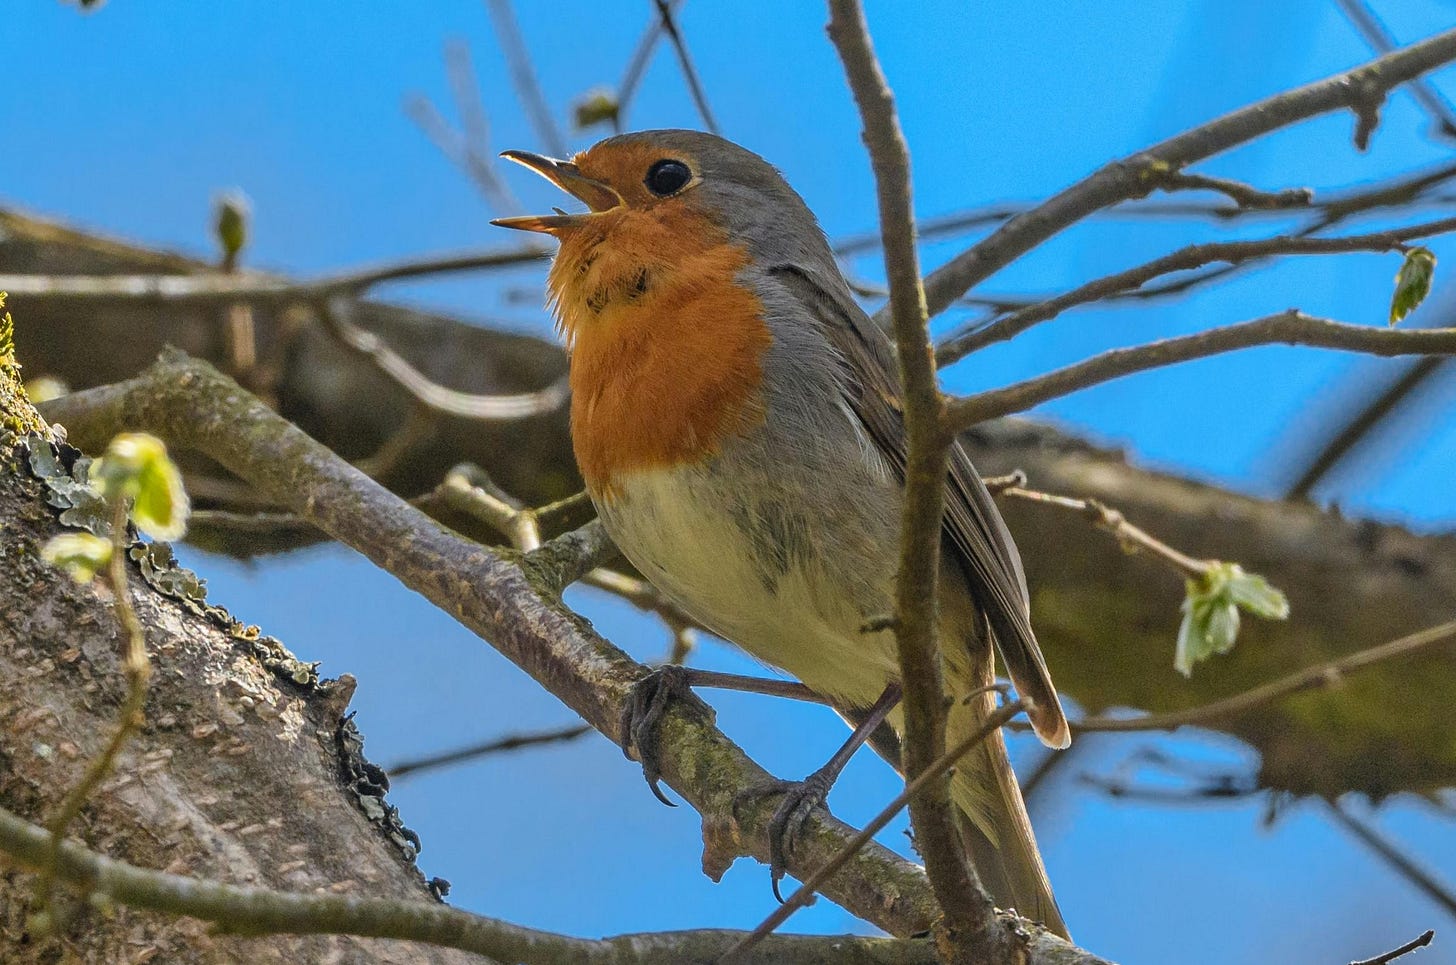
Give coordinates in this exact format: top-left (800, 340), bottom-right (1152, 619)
top-left (769, 265), bottom-right (1070, 748)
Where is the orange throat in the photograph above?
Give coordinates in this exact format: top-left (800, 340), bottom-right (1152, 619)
top-left (546, 208), bottom-right (771, 499)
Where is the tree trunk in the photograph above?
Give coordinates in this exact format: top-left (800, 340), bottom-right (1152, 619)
top-left (0, 376), bottom-right (478, 961)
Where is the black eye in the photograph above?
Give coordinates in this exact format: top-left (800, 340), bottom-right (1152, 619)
top-left (644, 159), bottom-right (692, 196)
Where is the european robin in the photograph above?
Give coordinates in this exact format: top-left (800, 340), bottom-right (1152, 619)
top-left (495, 130), bottom-right (1071, 938)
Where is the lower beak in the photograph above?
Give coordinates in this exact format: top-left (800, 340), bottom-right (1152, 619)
top-left (491, 150), bottom-right (622, 234)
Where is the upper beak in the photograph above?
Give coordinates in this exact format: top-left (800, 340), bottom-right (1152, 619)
top-left (491, 150), bottom-right (622, 234)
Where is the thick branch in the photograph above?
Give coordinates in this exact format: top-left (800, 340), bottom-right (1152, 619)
top-left (43, 354), bottom-right (947, 940)
top-left (947, 312), bottom-right (1456, 430)
top-left (898, 27), bottom-right (1456, 320)
top-left (0, 804), bottom-right (940, 965)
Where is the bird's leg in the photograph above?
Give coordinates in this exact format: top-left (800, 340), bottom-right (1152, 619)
top-left (619, 666), bottom-right (829, 806)
top-left (734, 682), bottom-right (903, 900)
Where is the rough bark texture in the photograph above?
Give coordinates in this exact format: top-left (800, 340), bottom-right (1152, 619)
top-left (7, 206), bottom-right (1456, 803)
top-left (0, 435), bottom-right (478, 961)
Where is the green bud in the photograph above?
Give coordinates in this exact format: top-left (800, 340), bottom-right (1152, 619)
top-left (42, 532), bottom-right (113, 583)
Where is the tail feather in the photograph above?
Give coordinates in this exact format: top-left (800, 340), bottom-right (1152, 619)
top-left (948, 685), bottom-right (1069, 940)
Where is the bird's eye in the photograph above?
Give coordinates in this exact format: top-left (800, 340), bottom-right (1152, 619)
top-left (644, 159), bottom-right (692, 197)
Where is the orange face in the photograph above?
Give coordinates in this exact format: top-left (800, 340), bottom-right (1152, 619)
top-left (496, 138), bottom-right (772, 498)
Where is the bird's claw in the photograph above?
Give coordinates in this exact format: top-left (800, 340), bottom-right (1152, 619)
top-left (619, 665), bottom-right (714, 806)
top-left (733, 769), bottom-right (836, 902)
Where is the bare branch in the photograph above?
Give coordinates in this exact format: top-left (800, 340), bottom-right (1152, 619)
top-left (1336, 0), bottom-right (1456, 141)
top-left (1348, 929), bottom-right (1437, 965)
top-left (482, 0), bottom-right (569, 158)
top-left (947, 311), bottom-right (1456, 431)
top-left (896, 27), bottom-right (1456, 322)
top-left (386, 723), bottom-right (593, 780)
top-left (938, 215), bottom-right (1456, 364)
top-left (996, 484), bottom-right (1213, 579)
top-left (1286, 354), bottom-right (1447, 498)
top-left (317, 300), bottom-right (569, 421)
top-left (652, 0), bottom-right (721, 134)
top-left (1009, 619), bottom-right (1456, 735)
top-left (614, 0), bottom-right (680, 131)
top-left (1326, 800), bottom-right (1456, 922)
top-left (0, 245), bottom-right (549, 305)
top-left (46, 352), bottom-right (947, 939)
top-left (0, 803), bottom-right (941, 965)
top-left (1151, 170), bottom-right (1312, 209)
top-left (826, 2), bottom-right (1002, 959)
top-left (726, 700), bottom-right (1037, 963)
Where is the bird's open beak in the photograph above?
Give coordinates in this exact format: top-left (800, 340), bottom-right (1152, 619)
top-left (491, 150), bottom-right (622, 234)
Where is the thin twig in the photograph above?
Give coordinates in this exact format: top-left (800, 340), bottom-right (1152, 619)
top-left (652, 0), bottom-right (720, 134)
top-left (483, 0), bottom-right (569, 158)
top-left (999, 486), bottom-right (1213, 578)
top-left (386, 723), bottom-right (593, 780)
top-left (404, 37), bottom-right (525, 213)
top-left (1012, 618), bottom-right (1456, 735)
top-left (724, 700), bottom-right (1029, 962)
top-left (36, 499), bottom-right (151, 914)
top-left (896, 27), bottom-right (1456, 322)
top-left (1286, 355), bottom-right (1447, 499)
top-left (615, 0), bottom-right (681, 131)
top-left (827, 1), bottom-right (999, 958)
top-left (1335, 0), bottom-right (1456, 140)
top-left (1348, 928), bottom-right (1437, 965)
top-left (938, 215), bottom-right (1456, 363)
top-left (1326, 800), bottom-right (1456, 922)
top-left (1152, 170), bottom-right (1313, 209)
top-left (946, 311), bottom-right (1456, 431)
top-left (0, 803), bottom-right (940, 965)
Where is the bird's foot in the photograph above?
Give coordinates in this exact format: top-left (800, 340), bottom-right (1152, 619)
top-left (619, 665), bottom-right (714, 806)
top-left (733, 767), bottom-right (837, 901)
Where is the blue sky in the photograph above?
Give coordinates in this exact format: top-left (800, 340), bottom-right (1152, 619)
top-left (8, 2), bottom-right (1456, 962)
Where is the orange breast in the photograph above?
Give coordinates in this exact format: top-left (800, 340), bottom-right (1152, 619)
top-left (546, 206), bottom-right (772, 499)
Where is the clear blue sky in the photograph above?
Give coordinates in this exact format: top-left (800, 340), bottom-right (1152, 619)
top-left (8, 2), bottom-right (1456, 962)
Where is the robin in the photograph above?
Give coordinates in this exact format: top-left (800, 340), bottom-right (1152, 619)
top-left (494, 130), bottom-right (1071, 939)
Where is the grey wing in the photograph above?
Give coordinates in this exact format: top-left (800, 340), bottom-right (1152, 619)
top-left (768, 264), bottom-right (1070, 749)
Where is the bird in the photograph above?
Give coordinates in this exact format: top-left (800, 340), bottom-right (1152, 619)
top-left (494, 129), bottom-right (1071, 939)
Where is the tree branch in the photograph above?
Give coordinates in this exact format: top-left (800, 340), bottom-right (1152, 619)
top-left (42, 352), bottom-right (949, 941)
top-left (652, 0), bottom-right (720, 134)
top-left (1041, 618), bottom-right (1456, 734)
top-left (0, 803), bottom-right (941, 965)
top-left (385, 724), bottom-right (594, 780)
top-left (0, 245), bottom-right (549, 305)
top-left (938, 215), bottom-right (1456, 364)
top-left (946, 311), bottom-right (1456, 430)
top-left (827, 2), bottom-right (1007, 961)
top-left (482, 0), bottom-right (568, 159)
top-left (896, 27), bottom-right (1456, 322)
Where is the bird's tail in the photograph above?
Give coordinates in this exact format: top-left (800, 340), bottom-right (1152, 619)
top-left (946, 683), bottom-right (1069, 941)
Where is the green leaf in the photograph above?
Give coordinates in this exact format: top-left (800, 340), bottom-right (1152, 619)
top-left (41, 532), bottom-right (113, 583)
top-left (1225, 567), bottom-right (1290, 620)
top-left (1173, 562), bottom-right (1289, 676)
top-left (1390, 246), bottom-right (1436, 326)
top-left (93, 432), bottom-right (190, 540)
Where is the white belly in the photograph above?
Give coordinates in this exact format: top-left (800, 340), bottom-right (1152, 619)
top-left (598, 465), bottom-right (901, 708)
